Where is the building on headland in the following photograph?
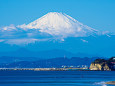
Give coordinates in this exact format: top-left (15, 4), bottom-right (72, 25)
top-left (61, 65), bottom-right (89, 70)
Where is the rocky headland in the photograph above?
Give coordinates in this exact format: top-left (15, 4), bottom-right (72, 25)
top-left (90, 57), bottom-right (115, 71)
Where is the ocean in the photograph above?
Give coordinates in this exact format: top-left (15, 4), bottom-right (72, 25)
top-left (0, 70), bottom-right (115, 86)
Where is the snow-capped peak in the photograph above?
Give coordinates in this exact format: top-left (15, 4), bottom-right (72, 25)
top-left (18, 12), bottom-right (99, 37)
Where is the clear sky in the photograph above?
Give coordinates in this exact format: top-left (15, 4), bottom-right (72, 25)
top-left (0, 0), bottom-right (115, 32)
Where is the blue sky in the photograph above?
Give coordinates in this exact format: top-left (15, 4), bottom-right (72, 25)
top-left (0, 0), bottom-right (115, 32)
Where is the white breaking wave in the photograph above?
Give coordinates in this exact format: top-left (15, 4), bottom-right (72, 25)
top-left (94, 81), bottom-right (107, 86)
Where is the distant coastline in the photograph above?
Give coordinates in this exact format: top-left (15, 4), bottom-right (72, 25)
top-left (0, 57), bottom-right (115, 71)
top-left (0, 67), bottom-right (90, 71)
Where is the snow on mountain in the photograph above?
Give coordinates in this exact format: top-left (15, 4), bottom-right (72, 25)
top-left (18, 12), bottom-right (100, 38)
top-left (0, 12), bottom-right (107, 45)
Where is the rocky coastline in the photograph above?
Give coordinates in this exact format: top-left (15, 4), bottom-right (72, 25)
top-left (90, 57), bottom-right (115, 71)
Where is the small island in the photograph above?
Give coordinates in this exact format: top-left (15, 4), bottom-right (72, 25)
top-left (90, 57), bottom-right (115, 71)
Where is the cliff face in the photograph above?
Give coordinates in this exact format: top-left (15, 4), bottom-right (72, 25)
top-left (90, 57), bottom-right (115, 71)
top-left (90, 62), bottom-right (110, 71)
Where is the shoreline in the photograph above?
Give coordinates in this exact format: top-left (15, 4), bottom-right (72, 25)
top-left (0, 68), bottom-right (114, 71)
top-left (0, 68), bottom-right (90, 71)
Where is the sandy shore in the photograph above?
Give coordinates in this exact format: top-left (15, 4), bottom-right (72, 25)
top-left (106, 81), bottom-right (115, 85)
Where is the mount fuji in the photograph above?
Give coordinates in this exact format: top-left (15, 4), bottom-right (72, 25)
top-left (0, 12), bottom-right (107, 45)
top-left (0, 12), bottom-right (114, 58)
top-left (18, 12), bottom-right (101, 38)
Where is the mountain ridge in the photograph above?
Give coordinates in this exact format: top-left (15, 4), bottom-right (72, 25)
top-left (0, 57), bottom-right (104, 68)
top-left (0, 48), bottom-right (99, 58)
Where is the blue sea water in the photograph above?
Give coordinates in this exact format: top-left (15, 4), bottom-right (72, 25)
top-left (0, 70), bottom-right (115, 86)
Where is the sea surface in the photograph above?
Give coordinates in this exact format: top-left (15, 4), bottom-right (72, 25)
top-left (0, 70), bottom-right (115, 86)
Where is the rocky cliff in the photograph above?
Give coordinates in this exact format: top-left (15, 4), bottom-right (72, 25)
top-left (90, 62), bottom-right (110, 70)
top-left (90, 57), bottom-right (115, 71)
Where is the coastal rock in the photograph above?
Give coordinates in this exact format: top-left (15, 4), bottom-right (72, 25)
top-left (90, 57), bottom-right (115, 71)
top-left (90, 62), bottom-right (110, 71)
top-left (106, 81), bottom-right (115, 85)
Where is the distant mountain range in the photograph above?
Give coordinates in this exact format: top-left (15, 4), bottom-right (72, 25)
top-left (0, 48), bottom-right (76, 58)
top-left (0, 48), bottom-right (102, 64)
top-left (0, 35), bottom-right (115, 58)
top-left (0, 57), bottom-right (103, 68)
